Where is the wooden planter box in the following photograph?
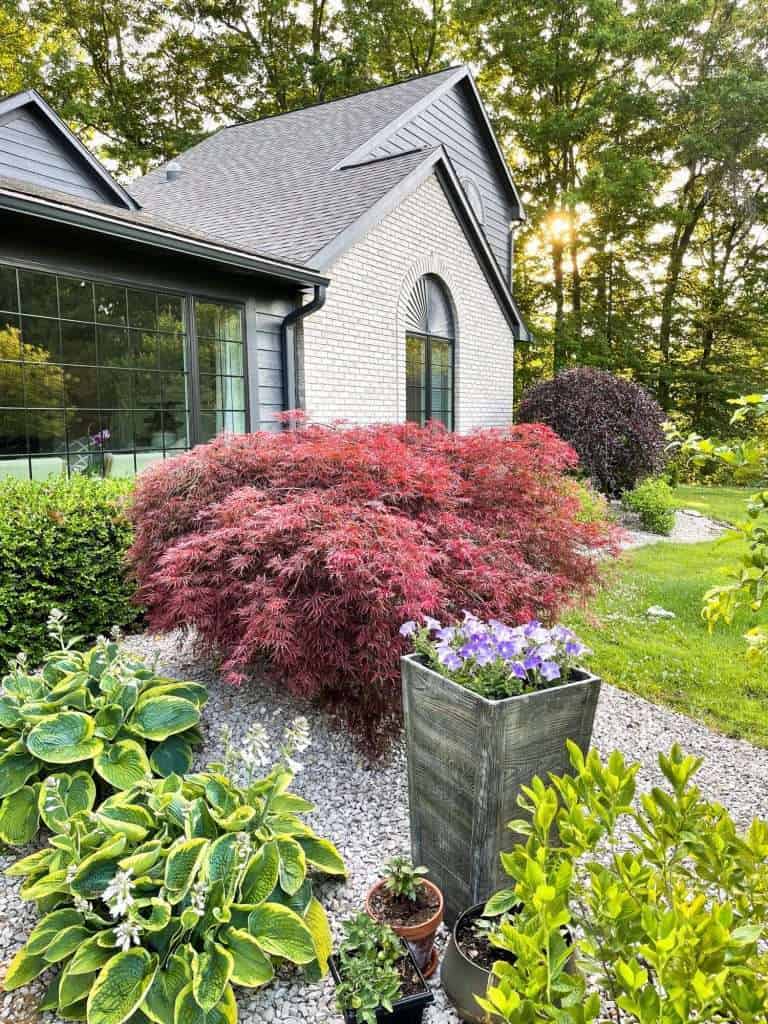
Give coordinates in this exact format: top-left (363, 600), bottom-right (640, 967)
top-left (401, 654), bottom-right (601, 925)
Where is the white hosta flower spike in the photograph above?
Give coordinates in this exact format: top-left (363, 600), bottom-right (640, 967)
top-left (115, 919), bottom-right (142, 952)
top-left (102, 868), bottom-right (135, 918)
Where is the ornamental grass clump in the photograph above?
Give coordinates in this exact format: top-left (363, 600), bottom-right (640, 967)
top-left (4, 716), bottom-right (345, 1024)
top-left (128, 420), bottom-right (616, 754)
top-left (0, 611), bottom-right (206, 846)
top-left (402, 613), bottom-right (590, 700)
top-left (477, 744), bottom-right (768, 1023)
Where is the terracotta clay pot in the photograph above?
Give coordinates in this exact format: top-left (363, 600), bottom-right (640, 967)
top-left (366, 877), bottom-right (444, 978)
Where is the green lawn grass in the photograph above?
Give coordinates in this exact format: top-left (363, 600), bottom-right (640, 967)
top-left (565, 484), bottom-right (768, 747)
top-left (671, 483), bottom-right (754, 524)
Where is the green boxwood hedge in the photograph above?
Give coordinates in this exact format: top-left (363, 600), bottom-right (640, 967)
top-left (0, 476), bottom-right (139, 667)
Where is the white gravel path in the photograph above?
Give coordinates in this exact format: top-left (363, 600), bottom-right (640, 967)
top-left (619, 506), bottom-right (729, 549)
top-left (2, 629), bottom-right (767, 1024)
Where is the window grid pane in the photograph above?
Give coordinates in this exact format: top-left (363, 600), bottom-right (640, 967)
top-left (194, 300), bottom-right (247, 443)
top-left (0, 262), bottom-right (192, 480)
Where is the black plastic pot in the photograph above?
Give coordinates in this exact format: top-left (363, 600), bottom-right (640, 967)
top-left (330, 947), bottom-right (434, 1024)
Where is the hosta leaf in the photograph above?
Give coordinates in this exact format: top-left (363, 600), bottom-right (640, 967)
top-left (59, 965), bottom-right (96, 1010)
top-left (5, 846), bottom-right (54, 877)
top-left (26, 908), bottom-right (85, 956)
top-left (0, 750), bottom-right (38, 797)
top-left (139, 898), bottom-right (172, 932)
top-left (164, 838), bottom-right (209, 902)
top-left (0, 695), bottom-right (22, 728)
top-left (213, 806), bottom-right (256, 832)
top-left (39, 772), bottom-right (96, 833)
top-left (88, 949), bottom-right (158, 1024)
top-left (97, 798), bottom-right (155, 842)
top-left (222, 927), bottom-right (274, 988)
top-left (95, 704), bottom-right (125, 740)
top-left (204, 834), bottom-right (238, 887)
top-left (71, 834), bottom-right (128, 898)
top-left (150, 735), bottom-right (193, 778)
top-left (142, 952), bottom-right (191, 1024)
top-left (20, 867), bottom-right (69, 900)
top-left (95, 740), bottom-right (151, 790)
top-left (269, 793), bottom-right (314, 814)
top-left (39, 971), bottom-right (61, 1011)
top-left (297, 835), bottom-right (346, 876)
top-left (265, 879), bottom-right (312, 915)
top-left (276, 838), bottom-right (306, 896)
top-left (2, 946), bottom-right (49, 989)
top-left (240, 841), bottom-right (279, 905)
top-left (130, 697), bottom-right (200, 742)
top-left (0, 785), bottom-right (39, 845)
top-left (248, 903), bottom-right (316, 964)
top-left (140, 682), bottom-right (209, 708)
top-left (68, 932), bottom-right (115, 975)
top-left (45, 925), bottom-right (93, 963)
top-left (120, 840), bottom-right (164, 877)
top-left (304, 897), bottom-right (333, 975)
top-left (174, 981), bottom-right (237, 1024)
top-left (192, 943), bottom-right (233, 1012)
top-left (26, 711), bottom-right (104, 763)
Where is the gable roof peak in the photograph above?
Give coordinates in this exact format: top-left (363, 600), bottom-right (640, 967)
top-left (0, 88), bottom-right (139, 211)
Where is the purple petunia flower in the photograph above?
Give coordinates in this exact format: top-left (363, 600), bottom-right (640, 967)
top-left (399, 621), bottom-right (418, 637)
top-left (497, 638), bottom-right (523, 659)
top-left (523, 653), bottom-right (542, 672)
top-left (523, 620), bottom-right (542, 636)
top-left (474, 648), bottom-right (495, 667)
top-left (423, 616), bottom-right (442, 632)
top-left (565, 640), bottom-right (584, 657)
top-left (540, 661), bottom-right (561, 681)
top-left (510, 661), bottom-right (527, 678)
top-left (438, 649), bottom-right (463, 671)
top-left (535, 642), bottom-right (556, 660)
top-left (435, 627), bottom-right (457, 642)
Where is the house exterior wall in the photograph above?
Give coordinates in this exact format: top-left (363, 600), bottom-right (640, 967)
top-left (300, 173), bottom-right (514, 433)
top-left (367, 80), bottom-right (516, 281)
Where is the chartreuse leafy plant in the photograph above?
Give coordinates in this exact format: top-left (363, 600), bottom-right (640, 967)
top-left (3, 716), bottom-right (345, 1023)
top-left (672, 393), bottom-right (768, 660)
top-left (334, 914), bottom-right (404, 1024)
top-left (479, 743), bottom-right (768, 1023)
top-left (0, 611), bottom-right (206, 846)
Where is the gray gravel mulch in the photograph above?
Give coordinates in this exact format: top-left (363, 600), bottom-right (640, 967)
top-left (2, 630), bottom-right (767, 1024)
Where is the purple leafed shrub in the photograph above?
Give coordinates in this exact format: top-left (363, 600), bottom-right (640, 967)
top-left (517, 368), bottom-right (667, 495)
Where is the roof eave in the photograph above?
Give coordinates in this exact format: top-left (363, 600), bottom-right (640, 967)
top-left (0, 187), bottom-right (330, 288)
top-left (0, 89), bottom-right (141, 212)
top-left (310, 148), bottom-right (530, 340)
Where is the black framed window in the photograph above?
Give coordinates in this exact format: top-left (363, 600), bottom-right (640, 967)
top-left (405, 275), bottom-right (455, 429)
top-left (0, 263), bottom-right (191, 479)
top-left (194, 299), bottom-right (247, 443)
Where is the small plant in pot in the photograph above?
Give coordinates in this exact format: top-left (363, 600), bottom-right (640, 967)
top-left (366, 857), bottom-right (443, 978)
top-left (331, 913), bottom-right (434, 1024)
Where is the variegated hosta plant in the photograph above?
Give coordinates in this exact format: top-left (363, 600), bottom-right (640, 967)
top-left (0, 610), bottom-right (207, 846)
top-left (3, 717), bottom-right (346, 1024)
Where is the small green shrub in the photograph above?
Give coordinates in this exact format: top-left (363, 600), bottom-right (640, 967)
top-left (0, 613), bottom-right (207, 846)
top-left (480, 744), bottom-right (768, 1023)
top-left (333, 914), bottom-right (405, 1024)
top-left (0, 476), bottom-right (139, 667)
top-left (381, 856), bottom-right (428, 903)
top-left (563, 478), bottom-right (610, 525)
top-left (4, 720), bottom-right (345, 1024)
top-left (621, 477), bottom-right (676, 534)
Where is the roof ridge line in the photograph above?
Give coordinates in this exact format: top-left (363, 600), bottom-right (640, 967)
top-left (223, 65), bottom-right (464, 131)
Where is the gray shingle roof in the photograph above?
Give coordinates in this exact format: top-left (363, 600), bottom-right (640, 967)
top-left (129, 67), bottom-right (462, 265)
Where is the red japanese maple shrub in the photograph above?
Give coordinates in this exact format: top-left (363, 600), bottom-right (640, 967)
top-left (129, 420), bottom-right (617, 754)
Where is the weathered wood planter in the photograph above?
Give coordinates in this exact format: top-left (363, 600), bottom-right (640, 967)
top-left (401, 654), bottom-right (601, 924)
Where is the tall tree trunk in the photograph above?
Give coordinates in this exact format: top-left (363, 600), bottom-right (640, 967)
top-left (552, 239), bottom-right (567, 369)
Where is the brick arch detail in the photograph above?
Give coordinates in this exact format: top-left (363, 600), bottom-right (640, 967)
top-left (395, 253), bottom-right (461, 426)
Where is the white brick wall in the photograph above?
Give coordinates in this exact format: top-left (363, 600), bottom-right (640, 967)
top-left (301, 174), bottom-right (514, 432)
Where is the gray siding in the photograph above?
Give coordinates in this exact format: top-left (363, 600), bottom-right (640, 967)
top-left (0, 108), bottom-right (117, 205)
top-left (367, 81), bottom-right (515, 280)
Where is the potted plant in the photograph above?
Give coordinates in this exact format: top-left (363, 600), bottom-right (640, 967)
top-left (400, 614), bottom-right (600, 923)
top-left (331, 913), bottom-right (434, 1024)
top-left (366, 856), bottom-right (444, 977)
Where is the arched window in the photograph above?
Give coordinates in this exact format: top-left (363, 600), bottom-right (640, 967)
top-left (405, 274), bottom-right (455, 429)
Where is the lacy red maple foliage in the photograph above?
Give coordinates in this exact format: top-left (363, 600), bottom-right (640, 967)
top-left (129, 420), bottom-right (617, 754)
